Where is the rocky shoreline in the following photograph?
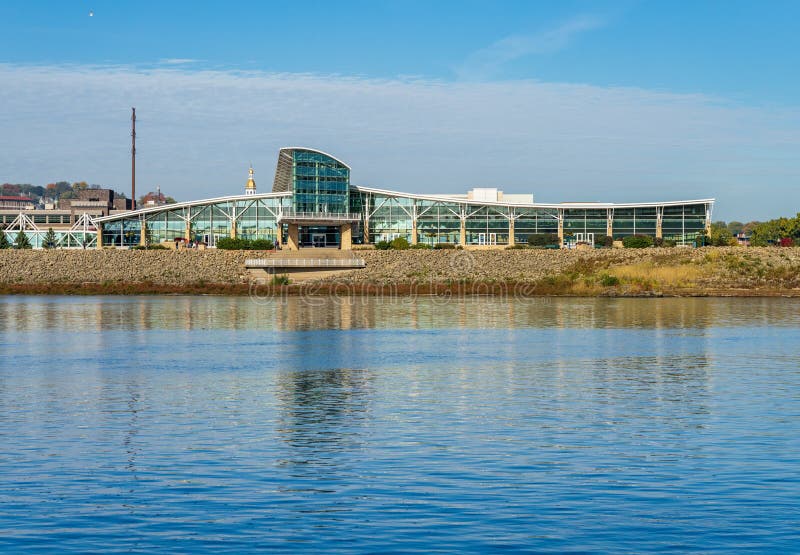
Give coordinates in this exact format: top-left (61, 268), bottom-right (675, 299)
top-left (1, 247), bottom-right (799, 296)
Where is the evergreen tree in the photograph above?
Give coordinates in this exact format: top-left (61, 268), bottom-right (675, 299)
top-left (0, 232), bottom-right (10, 249)
top-left (43, 228), bottom-right (58, 249)
top-left (14, 231), bottom-right (32, 249)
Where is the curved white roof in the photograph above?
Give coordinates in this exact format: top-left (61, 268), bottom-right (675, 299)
top-left (353, 185), bottom-right (714, 210)
top-left (95, 185), bottom-right (713, 225)
top-left (278, 147), bottom-right (351, 170)
top-left (94, 191), bottom-right (291, 223)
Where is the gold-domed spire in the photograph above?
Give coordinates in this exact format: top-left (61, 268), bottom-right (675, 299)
top-left (245, 164), bottom-right (256, 195)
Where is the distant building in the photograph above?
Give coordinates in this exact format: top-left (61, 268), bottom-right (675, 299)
top-left (245, 166), bottom-right (257, 196)
top-left (0, 187), bottom-right (131, 249)
top-left (735, 232), bottom-right (751, 247)
top-left (0, 196), bottom-right (36, 210)
top-left (140, 189), bottom-right (173, 207)
top-left (428, 188), bottom-right (534, 204)
top-left (467, 188), bottom-right (533, 204)
top-left (70, 188), bottom-right (132, 218)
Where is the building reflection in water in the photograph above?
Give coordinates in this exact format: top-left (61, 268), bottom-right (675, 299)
top-left (1, 295), bottom-right (799, 334)
top-left (274, 366), bottom-right (374, 474)
top-left (123, 381), bottom-right (141, 486)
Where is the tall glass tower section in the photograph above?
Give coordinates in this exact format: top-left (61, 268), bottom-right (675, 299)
top-left (287, 149), bottom-right (350, 213)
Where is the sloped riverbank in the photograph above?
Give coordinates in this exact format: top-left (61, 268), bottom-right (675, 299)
top-left (1, 247), bottom-right (799, 296)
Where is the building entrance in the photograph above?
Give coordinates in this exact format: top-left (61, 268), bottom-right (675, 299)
top-left (477, 232), bottom-right (497, 245)
top-left (299, 225), bottom-right (340, 248)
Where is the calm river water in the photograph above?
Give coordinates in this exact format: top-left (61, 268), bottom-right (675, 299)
top-left (1, 296), bottom-right (798, 553)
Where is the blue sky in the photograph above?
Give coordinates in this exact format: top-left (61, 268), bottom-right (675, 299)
top-left (1, 0), bottom-right (799, 220)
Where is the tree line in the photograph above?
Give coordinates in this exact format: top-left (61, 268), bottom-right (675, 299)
top-left (708, 215), bottom-right (800, 246)
top-left (1, 181), bottom-right (128, 202)
top-left (2, 181), bottom-right (177, 207)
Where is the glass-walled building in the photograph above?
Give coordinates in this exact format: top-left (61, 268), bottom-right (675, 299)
top-left (274, 148), bottom-right (350, 214)
top-left (90, 147), bottom-right (714, 250)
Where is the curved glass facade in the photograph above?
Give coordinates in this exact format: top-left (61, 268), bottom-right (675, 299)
top-left (291, 150), bottom-right (350, 214)
top-left (89, 147), bottom-right (714, 249)
top-left (98, 195), bottom-right (288, 247)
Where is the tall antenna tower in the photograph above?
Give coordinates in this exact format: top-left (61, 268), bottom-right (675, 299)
top-left (131, 107), bottom-right (136, 209)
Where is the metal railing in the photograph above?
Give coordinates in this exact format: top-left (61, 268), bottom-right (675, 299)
top-left (245, 258), bottom-right (366, 268)
top-left (277, 210), bottom-right (362, 222)
top-left (70, 200), bottom-right (110, 207)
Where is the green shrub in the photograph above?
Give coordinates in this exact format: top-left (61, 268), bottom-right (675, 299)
top-left (506, 244), bottom-right (528, 249)
top-left (390, 237), bottom-right (410, 250)
top-left (527, 233), bottom-right (560, 247)
top-left (132, 244), bottom-right (168, 250)
top-left (0, 232), bottom-right (11, 249)
top-left (664, 239), bottom-right (677, 247)
top-left (433, 243), bottom-right (457, 249)
top-left (216, 237), bottom-right (274, 250)
top-left (410, 243), bottom-right (433, 249)
top-left (250, 239), bottom-right (274, 250)
top-left (215, 237), bottom-right (246, 250)
top-left (599, 273), bottom-right (620, 286)
top-left (594, 234), bottom-right (614, 248)
top-left (375, 240), bottom-right (391, 250)
top-left (622, 235), bottom-right (654, 248)
top-left (271, 274), bottom-right (290, 285)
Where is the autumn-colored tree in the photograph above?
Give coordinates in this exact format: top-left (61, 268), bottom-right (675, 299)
top-left (750, 214), bottom-right (800, 246)
top-left (139, 191), bottom-right (176, 205)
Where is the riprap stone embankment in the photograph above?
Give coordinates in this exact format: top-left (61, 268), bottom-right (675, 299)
top-left (1, 247), bottom-right (800, 295)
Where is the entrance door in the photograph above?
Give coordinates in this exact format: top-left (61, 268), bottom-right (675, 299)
top-left (477, 233), bottom-right (496, 245)
top-left (312, 233), bottom-right (326, 248)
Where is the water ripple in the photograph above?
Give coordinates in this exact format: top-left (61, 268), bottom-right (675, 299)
top-left (0, 297), bottom-right (798, 552)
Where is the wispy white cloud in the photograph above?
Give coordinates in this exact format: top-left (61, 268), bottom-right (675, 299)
top-left (0, 63), bottom-right (798, 219)
top-left (158, 58), bottom-right (201, 65)
top-left (456, 15), bottom-right (607, 80)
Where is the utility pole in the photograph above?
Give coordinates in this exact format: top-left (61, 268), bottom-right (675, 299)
top-left (131, 107), bottom-right (136, 210)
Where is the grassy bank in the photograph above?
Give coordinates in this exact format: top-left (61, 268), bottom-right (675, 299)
top-left (553, 249), bottom-right (800, 296)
